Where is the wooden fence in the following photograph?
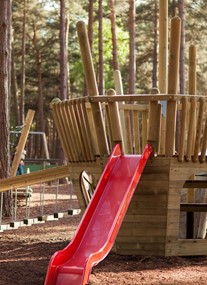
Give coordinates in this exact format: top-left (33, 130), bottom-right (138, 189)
top-left (51, 93), bottom-right (207, 163)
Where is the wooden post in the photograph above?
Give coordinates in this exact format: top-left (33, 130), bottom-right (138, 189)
top-left (193, 98), bottom-right (205, 162)
top-left (147, 88), bottom-right (161, 153)
top-left (165, 16), bottom-right (181, 156)
top-left (76, 21), bottom-right (109, 157)
top-left (178, 97), bottom-right (187, 162)
top-left (186, 97), bottom-right (196, 161)
top-left (107, 88), bottom-right (124, 151)
top-left (158, 0), bottom-right (168, 155)
top-left (113, 70), bottom-right (126, 152)
top-left (159, 0), bottom-right (168, 95)
top-left (10, 110), bottom-right (35, 177)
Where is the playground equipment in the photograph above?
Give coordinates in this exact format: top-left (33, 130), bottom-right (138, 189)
top-left (44, 144), bottom-right (152, 285)
top-left (0, 6), bottom-right (207, 284)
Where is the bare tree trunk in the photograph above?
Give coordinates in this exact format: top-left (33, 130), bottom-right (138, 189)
top-left (83, 0), bottom-right (94, 97)
top-left (20, 0), bottom-right (27, 124)
top-left (109, 0), bottom-right (119, 71)
top-left (60, 0), bottom-right (68, 100)
top-left (11, 49), bottom-right (20, 126)
top-left (178, 0), bottom-right (185, 94)
top-left (32, 23), bottom-right (44, 157)
top-left (152, 0), bottom-right (158, 88)
top-left (98, 0), bottom-right (104, 95)
top-left (0, 0), bottom-right (11, 216)
top-left (128, 0), bottom-right (135, 94)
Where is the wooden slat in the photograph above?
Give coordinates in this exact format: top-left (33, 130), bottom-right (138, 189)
top-left (193, 98), bottom-right (205, 162)
top-left (81, 101), bottom-right (96, 161)
top-left (180, 203), bottom-right (207, 212)
top-left (124, 109), bottom-right (132, 153)
top-left (178, 97), bottom-right (187, 162)
top-left (133, 110), bottom-right (140, 154)
top-left (64, 101), bottom-right (80, 161)
top-left (186, 97), bottom-right (196, 161)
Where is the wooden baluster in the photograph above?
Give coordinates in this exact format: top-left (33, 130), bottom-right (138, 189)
top-left (106, 88), bottom-right (124, 150)
top-left (193, 98), bottom-right (205, 162)
top-left (186, 97), bottom-right (196, 161)
top-left (147, 88), bottom-right (161, 153)
top-left (178, 97), bottom-right (187, 162)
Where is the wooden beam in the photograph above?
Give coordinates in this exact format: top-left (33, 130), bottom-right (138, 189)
top-left (181, 203), bottom-right (207, 212)
top-left (183, 180), bottom-right (207, 188)
top-left (0, 165), bottom-right (70, 192)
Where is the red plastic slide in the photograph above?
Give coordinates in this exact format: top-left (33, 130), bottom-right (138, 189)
top-left (44, 144), bottom-right (152, 285)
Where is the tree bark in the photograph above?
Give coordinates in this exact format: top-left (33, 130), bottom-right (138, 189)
top-left (98, 0), bottom-right (104, 95)
top-left (0, 0), bottom-right (11, 216)
top-left (178, 0), bottom-right (185, 94)
top-left (109, 0), bottom-right (119, 71)
top-left (60, 0), bottom-right (68, 100)
top-left (152, 0), bottom-right (158, 88)
top-left (128, 0), bottom-right (135, 94)
top-left (20, 0), bottom-right (27, 124)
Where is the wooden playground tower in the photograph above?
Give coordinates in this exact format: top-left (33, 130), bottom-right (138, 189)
top-left (1, 2), bottom-right (207, 257)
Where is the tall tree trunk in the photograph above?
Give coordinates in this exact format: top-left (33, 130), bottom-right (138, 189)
top-left (98, 0), bottom-right (104, 95)
top-left (0, 0), bottom-right (11, 216)
top-left (20, 0), bottom-right (27, 124)
top-left (60, 0), bottom-right (68, 100)
top-left (11, 49), bottom-right (20, 126)
top-left (178, 0), bottom-right (185, 94)
top-left (152, 0), bottom-right (158, 88)
top-left (128, 0), bottom-right (135, 94)
top-left (88, 0), bottom-right (94, 51)
top-left (109, 0), bottom-right (119, 71)
top-left (33, 24), bottom-right (44, 157)
top-left (83, 0), bottom-right (94, 96)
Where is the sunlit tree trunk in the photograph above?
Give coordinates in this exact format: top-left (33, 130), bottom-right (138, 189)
top-left (109, 0), bottom-right (119, 71)
top-left (0, 0), bottom-right (11, 216)
top-left (152, 0), bottom-right (158, 88)
top-left (178, 0), bottom-right (185, 94)
top-left (128, 0), bottom-right (135, 94)
top-left (60, 0), bottom-right (68, 100)
top-left (32, 23), bottom-right (44, 157)
top-left (20, 0), bottom-right (27, 124)
top-left (11, 49), bottom-right (20, 126)
top-left (98, 0), bottom-right (104, 95)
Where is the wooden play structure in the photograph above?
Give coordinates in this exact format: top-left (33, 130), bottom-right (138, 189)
top-left (1, 3), bottom-right (207, 258)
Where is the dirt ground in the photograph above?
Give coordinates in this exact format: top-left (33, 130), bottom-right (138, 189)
top-left (1, 184), bottom-right (207, 285)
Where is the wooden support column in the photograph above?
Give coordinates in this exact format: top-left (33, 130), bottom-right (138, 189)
top-left (158, 0), bottom-right (168, 155)
top-left (10, 110), bottom-right (35, 177)
top-left (147, 88), bottom-right (161, 153)
top-left (76, 21), bottom-right (109, 157)
top-left (114, 70), bottom-right (126, 152)
top-left (107, 88), bottom-right (124, 151)
top-left (165, 16), bottom-right (181, 156)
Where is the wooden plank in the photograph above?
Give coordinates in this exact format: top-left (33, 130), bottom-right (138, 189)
top-left (183, 180), bottom-right (207, 188)
top-left (0, 165), bottom-right (70, 192)
top-left (166, 239), bottom-right (207, 256)
top-left (180, 203), bottom-right (207, 212)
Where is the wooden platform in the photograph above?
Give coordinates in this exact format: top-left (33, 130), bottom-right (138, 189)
top-left (114, 156), bottom-right (207, 256)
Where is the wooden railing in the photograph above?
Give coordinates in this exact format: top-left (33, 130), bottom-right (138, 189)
top-left (51, 93), bottom-right (207, 163)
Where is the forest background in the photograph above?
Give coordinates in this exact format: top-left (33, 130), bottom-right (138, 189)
top-left (0, 1), bottom-right (207, 180)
